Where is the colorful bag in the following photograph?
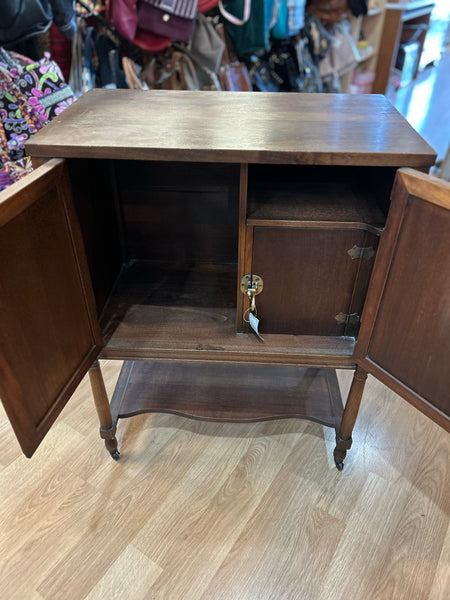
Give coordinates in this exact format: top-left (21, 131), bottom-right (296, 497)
top-left (272, 0), bottom-right (306, 39)
top-left (17, 54), bottom-right (74, 120)
top-left (0, 64), bottom-right (40, 184)
top-left (0, 65), bottom-right (46, 162)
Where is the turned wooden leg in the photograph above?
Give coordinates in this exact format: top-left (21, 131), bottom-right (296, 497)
top-left (89, 360), bottom-right (120, 460)
top-left (334, 366), bottom-right (368, 471)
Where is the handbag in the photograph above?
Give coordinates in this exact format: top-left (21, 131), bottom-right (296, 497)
top-left (319, 19), bottom-right (359, 77)
top-left (137, 0), bottom-right (199, 43)
top-left (0, 52), bottom-right (44, 183)
top-left (348, 0), bottom-right (368, 17)
top-left (303, 12), bottom-right (333, 62)
top-left (198, 0), bottom-right (220, 10)
top-left (189, 14), bottom-right (226, 88)
top-left (294, 36), bottom-right (323, 92)
top-left (273, 0), bottom-right (305, 39)
top-left (18, 54), bottom-right (75, 120)
top-left (106, 0), bottom-right (171, 52)
top-left (215, 22), bottom-right (252, 91)
top-left (220, 0), bottom-right (275, 55)
top-left (269, 39), bottom-right (303, 92)
top-left (249, 58), bottom-right (283, 93)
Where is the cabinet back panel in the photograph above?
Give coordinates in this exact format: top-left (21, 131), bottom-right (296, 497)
top-left (252, 227), bottom-right (379, 336)
top-left (114, 161), bottom-right (240, 265)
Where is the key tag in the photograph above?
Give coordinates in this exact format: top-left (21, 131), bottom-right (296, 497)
top-left (249, 311), bottom-right (264, 341)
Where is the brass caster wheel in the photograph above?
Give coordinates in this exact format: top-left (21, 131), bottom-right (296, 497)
top-left (335, 460), bottom-right (344, 471)
top-left (110, 449), bottom-right (120, 461)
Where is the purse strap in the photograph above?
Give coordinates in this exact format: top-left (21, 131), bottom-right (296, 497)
top-left (218, 0), bottom-right (251, 26)
top-left (122, 56), bottom-right (146, 90)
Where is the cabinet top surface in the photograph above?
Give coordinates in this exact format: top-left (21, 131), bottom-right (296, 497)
top-left (26, 90), bottom-right (436, 167)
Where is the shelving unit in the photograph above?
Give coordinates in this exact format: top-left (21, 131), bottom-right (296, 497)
top-left (372, 0), bottom-right (435, 93)
top-left (343, 0), bottom-right (387, 93)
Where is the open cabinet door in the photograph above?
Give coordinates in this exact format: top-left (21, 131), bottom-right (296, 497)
top-left (355, 169), bottom-right (450, 432)
top-left (0, 159), bottom-right (103, 457)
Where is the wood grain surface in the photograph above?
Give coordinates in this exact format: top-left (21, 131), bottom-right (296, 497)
top-left (0, 360), bottom-right (448, 600)
top-left (26, 90), bottom-right (436, 167)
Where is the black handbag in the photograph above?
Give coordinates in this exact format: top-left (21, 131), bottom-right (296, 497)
top-left (348, 0), bottom-right (369, 18)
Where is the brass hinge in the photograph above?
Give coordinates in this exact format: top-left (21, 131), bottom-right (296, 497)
top-left (347, 245), bottom-right (375, 260)
top-left (335, 312), bottom-right (360, 325)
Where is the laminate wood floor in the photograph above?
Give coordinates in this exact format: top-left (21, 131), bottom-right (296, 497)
top-left (0, 360), bottom-right (448, 600)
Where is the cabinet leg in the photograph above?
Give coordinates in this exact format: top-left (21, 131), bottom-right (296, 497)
top-left (89, 360), bottom-right (120, 460)
top-left (334, 366), bottom-right (368, 470)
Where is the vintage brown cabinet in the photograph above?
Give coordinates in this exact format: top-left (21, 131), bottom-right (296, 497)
top-left (0, 91), bottom-right (449, 469)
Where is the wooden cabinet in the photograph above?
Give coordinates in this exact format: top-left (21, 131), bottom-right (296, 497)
top-left (0, 90), bottom-right (448, 469)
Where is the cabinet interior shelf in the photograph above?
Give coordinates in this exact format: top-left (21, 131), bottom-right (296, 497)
top-left (247, 181), bottom-right (385, 233)
top-left (98, 260), bottom-right (356, 365)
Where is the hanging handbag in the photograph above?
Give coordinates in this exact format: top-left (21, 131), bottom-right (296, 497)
top-left (198, 0), bottom-right (220, 10)
top-left (303, 12), bottom-right (333, 62)
top-left (294, 36), bottom-right (323, 92)
top-left (189, 14), bottom-right (226, 88)
top-left (106, 0), bottom-right (171, 52)
top-left (137, 0), bottom-right (199, 43)
top-left (215, 22), bottom-right (252, 91)
top-left (272, 0), bottom-right (306, 40)
top-left (348, 0), bottom-right (368, 18)
top-left (319, 19), bottom-right (359, 77)
top-left (249, 57), bottom-right (283, 93)
top-left (17, 54), bottom-right (75, 120)
top-left (220, 0), bottom-right (275, 56)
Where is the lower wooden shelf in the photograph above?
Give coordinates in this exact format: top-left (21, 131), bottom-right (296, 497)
top-left (110, 361), bottom-right (344, 431)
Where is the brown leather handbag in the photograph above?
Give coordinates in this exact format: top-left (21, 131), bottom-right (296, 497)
top-left (215, 22), bottom-right (253, 92)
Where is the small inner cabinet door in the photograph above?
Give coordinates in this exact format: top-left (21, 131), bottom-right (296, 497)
top-left (252, 226), bottom-right (379, 336)
top-left (355, 169), bottom-right (450, 431)
top-left (0, 159), bottom-right (103, 457)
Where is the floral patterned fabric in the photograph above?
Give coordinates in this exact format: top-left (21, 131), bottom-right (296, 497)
top-left (0, 48), bottom-right (74, 187)
top-left (19, 55), bottom-right (75, 120)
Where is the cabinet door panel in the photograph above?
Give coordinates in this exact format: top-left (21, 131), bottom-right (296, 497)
top-left (252, 227), bottom-right (378, 336)
top-left (0, 160), bottom-right (102, 457)
top-left (355, 169), bottom-right (450, 431)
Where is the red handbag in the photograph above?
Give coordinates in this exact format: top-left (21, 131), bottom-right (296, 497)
top-left (198, 0), bottom-right (220, 11)
top-left (106, 0), bottom-right (171, 52)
